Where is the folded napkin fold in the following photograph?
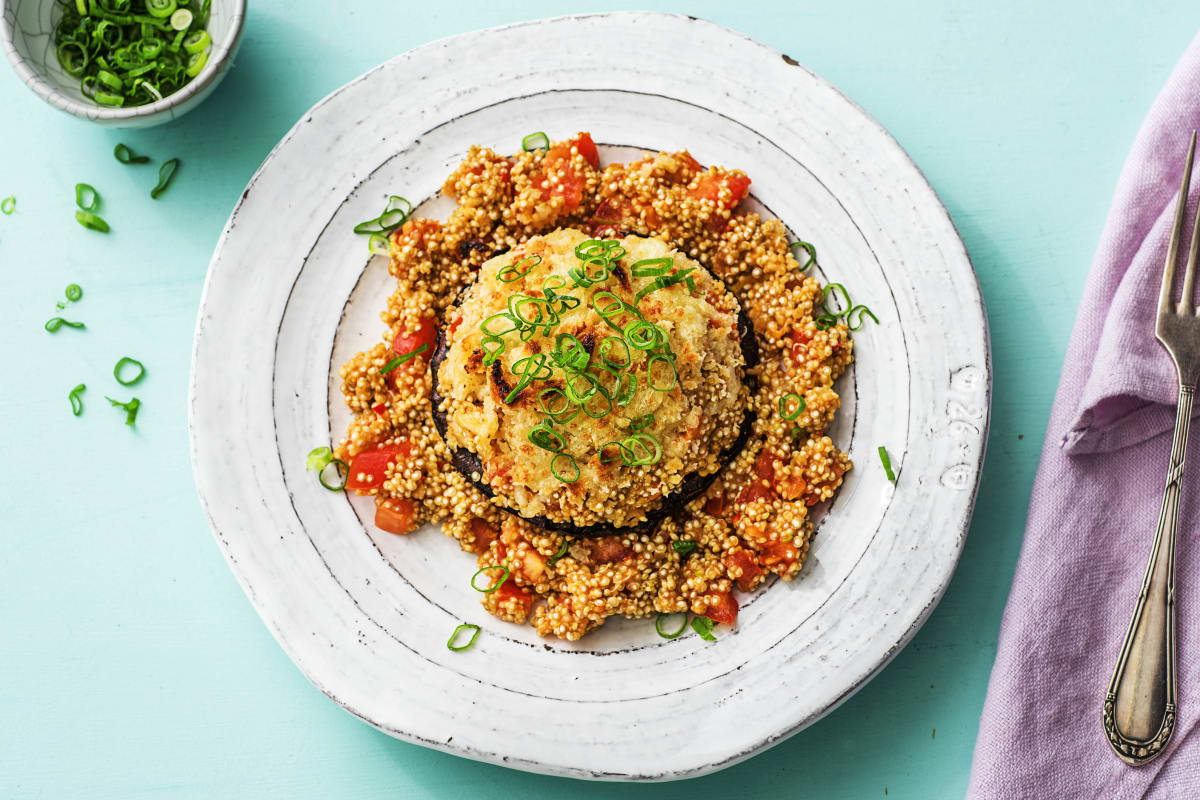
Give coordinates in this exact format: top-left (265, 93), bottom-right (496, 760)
top-left (968, 32), bottom-right (1200, 799)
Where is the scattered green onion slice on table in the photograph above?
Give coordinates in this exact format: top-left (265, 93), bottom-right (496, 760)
top-left (75, 210), bottom-right (110, 233)
top-left (150, 158), bottom-right (180, 199)
top-left (380, 344), bottom-right (429, 375)
top-left (655, 612), bottom-right (688, 639)
top-left (113, 143), bottom-right (150, 164)
top-left (1, 195), bottom-right (15, 214)
top-left (105, 396), bottom-right (141, 426)
top-left (113, 356), bottom-right (146, 386)
top-left (546, 538), bottom-right (570, 567)
top-left (65, 283), bottom-right (83, 302)
top-left (846, 304), bottom-right (879, 330)
top-left (691, 616), bottom-right (718, 642)
top-left (318, 459), bottom-right (348, 491)
top-left (821, 282), bottom-right (852, 316)
top-left (878, 446), bottom-right (896, 483)
top-left (521, 131), bottom-right (550, 152)
top-left (368, 233), bottom-right (390, 257)
top-left (68, 384), bottom-right (86, 416)
top-left (45, 317), bottom-right (85, 332)
top-left (447, 623), bottom-right (481, 652)
top-left (471, 565), bottom-right (510, 593)
top-left (672, 540), bottom-right (697, 557)
top-left (75, 183), bottom-right (99, 211)
top-left (778, 393), bottom-right (806, 421)
top-left (306, 446), bottom-right (334, 472)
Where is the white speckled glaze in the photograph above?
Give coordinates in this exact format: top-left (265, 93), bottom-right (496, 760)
top-left (189, 13), bottom-right (990, 781)
top-left (1, 0), bottom-right (245, 127)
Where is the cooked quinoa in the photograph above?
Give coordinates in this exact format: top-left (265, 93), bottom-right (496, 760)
top-left (335, 132), bottom-right (853, 641)
top-left (433, 228), bottom-right (750, 531)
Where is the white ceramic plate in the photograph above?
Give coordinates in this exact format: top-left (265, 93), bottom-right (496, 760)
top-left (190, 12), bottom-right (989, 781)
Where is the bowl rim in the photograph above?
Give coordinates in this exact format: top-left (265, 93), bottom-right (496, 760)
top-left (0, 0), bottom-right (247, 121)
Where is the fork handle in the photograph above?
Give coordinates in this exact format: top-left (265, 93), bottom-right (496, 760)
top-left (1103, 383), bottom-right (1190, 764)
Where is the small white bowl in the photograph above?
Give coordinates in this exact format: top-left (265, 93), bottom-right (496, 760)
top-left (1, 0), bottom-right (246, 128)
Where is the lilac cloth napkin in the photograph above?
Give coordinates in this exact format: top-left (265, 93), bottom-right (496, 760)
top-left (967, 33), bottom-right (1200, 799)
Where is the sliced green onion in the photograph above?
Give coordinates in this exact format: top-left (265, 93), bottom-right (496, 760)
top-left (170, 8), bottom-right (193, 30)
top-left (306, 446), bottom-right (334, 472)
top-left (68, 383), bottom-right (86, 416)
top-left (646, 355), bottom-right (678, 392)
top-left (447, 623), bottom-right (481, 651)
top-left (878, 446), bottom-right (896, 483)
top-left (45, 317), bottom-right (86, 332)
top-left (380, 343), bottom-right (429, 375)
top-left (847, 304), bottom-right (879, 330)
top-left (778, 393), bottom-right (806, 421)
top-left (521, 131), bottom-right (550, 152)
top-left (65, 283), bottom-right (83, 302)
top-left (546, 537), bottom-right (570, 567)
top-left (630, 413), bottom-right (655, 433)
top-left (528, 421), bottom-right (566, 453)
top-left (790, 426), bottom-right (808, 440)
top-left (691, 616), bottom-right (718, 642)
top-left (655, 612), bottom-right (688, 639)
top-left (504, 354), bottom-right (552, 403)
top-left (57, 41), bottom-right (89, 76)
top-left (1, 196), bottom-right (14, 215)
top-left (789, 240), bottom-right (816, 270)
top-left (75, 183), bottom-right (100, 212)
top-left (821, 282), bottom-right (851, 316)
top-left (113, 356), bottom-right (146, 386)
top-left (75, 210), bottom-right (110, 232)
top-left (538, 387), bottom-right (580, 425)
top-left (630, 257), bottom-right (673, 277)
top-left (105, 395), bottom-right (141, 426)
top-left (184, 48), bottom-right (207, 77)
top-left (672, 540), bottom-right (696, 556)
top-left (354, 195), bottom-right (411, 235)
top-left (147, 0), bottom-right (178, 18)
top-left (550, 453), bottom-right (580, 483)
top-left (622, 433), bottom-right (661, 466)
top-left (598, 336), bottom-right (631, 370)
top-left (471, 565), bottom-right (510, 593)
top-left (183, 29), bottom-right (211, 53)
top-left (150, 158), bottom-right (179, 198)
top-left (599, 441), bottom-right (632, 463)
top-left (96, 69), bottom-right (123, 91)
top-left (368, 233), bottom-right (390, 257)
top-left (93, 90), bottom-right (126, 107)
top-left (814, 314), bottom-right (839, 331)
top-left (497, 254), bottom-right (542, 282)
top-left (114, 143), bottom-right (151, 164)
top-left (318, 459), bottom-right (348, 491)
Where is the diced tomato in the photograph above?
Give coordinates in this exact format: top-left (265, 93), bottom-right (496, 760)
top-left (736, 450), bottom-right (777, 505)
top-left (495, 580), bottom-right (535, 618)
top-left (468, 517), bottom-right (498, 555)
top-left (591, 538), bottom-right (632, 564)
top-left (688, 170), bottom-right (751, 210)
top-left (777, 472), bottom-right (807, 501)
top-left (760, 540), bottom-right (799, 568)
top-left (372, 402), bottom-right (387, 415)
top-left (394, 217), bottom-right (441, 253)
top-left (450, 314), bottom-right (463, 334)
top-left (535, 133), bottom-right (598, 212)
top-left (705, 590), bottom-right (739, 625)
top-left (346, 442), bottom-right (411, 492)
top-left (725, 549), bottom-right (763, 592)
top-left (678, 152), bottom-right (703, 174)
top-left (391, 315), bottom-right (439, 360)
top-left (704, 492), bottom-right (728, 518)
top-left (374, 498), bottom-right (418, 534)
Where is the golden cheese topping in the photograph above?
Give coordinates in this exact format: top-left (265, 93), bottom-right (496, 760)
top-left (435, 228), bottom-right (749, 529)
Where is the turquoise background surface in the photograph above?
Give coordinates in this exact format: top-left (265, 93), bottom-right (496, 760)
top-left (2, 2), bottom-right (1195, 797)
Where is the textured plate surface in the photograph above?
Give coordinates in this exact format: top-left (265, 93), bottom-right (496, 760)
top-left (189, 12), bottom-right (990, 781)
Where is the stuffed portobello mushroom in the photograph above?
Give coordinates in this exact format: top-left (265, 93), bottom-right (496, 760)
top-left (431, 228), bottom-right (757, 537)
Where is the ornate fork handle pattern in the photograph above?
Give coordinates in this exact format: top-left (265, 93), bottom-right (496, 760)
top-left (1103, 384), bottom-right (1189, 764)
top-left (1103, 132), bottom-right (1200, 765)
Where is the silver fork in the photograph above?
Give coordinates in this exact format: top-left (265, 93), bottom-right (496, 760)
top-left (1103, 131), bottom-right (1200, 765)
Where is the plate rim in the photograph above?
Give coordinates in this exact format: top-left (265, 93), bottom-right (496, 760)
top-left (189, 10), bottom-right (991, 781)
